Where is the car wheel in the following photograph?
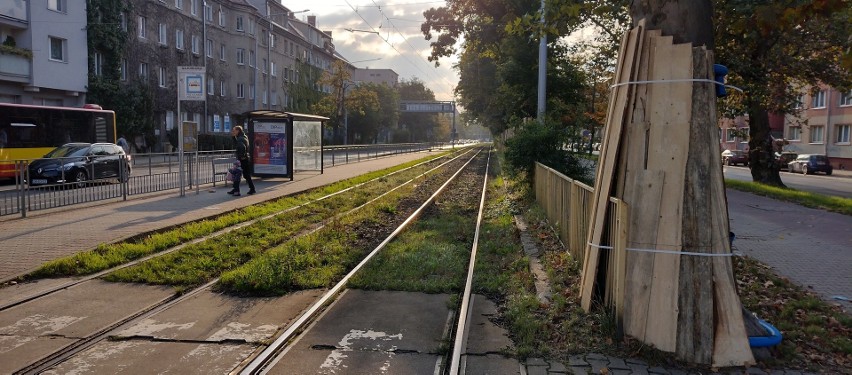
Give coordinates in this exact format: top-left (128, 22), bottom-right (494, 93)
top-left (826, 170), bottom-right (832, 176)
top-left (72, 170), bottom-right (88, 188)
top-left (726, 159), bottom-right (732, 166)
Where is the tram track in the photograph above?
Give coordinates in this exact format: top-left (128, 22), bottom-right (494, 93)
top-left (1, 147), bottom-right (489, 374)
top-left (237, 148), bottom-right (492, 375)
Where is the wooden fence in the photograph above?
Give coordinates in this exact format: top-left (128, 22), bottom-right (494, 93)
top-left (534, 162), bottom-right (627, 324)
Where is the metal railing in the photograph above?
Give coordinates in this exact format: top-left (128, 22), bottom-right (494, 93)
top-left (0, 143), bottom-right (441, 218)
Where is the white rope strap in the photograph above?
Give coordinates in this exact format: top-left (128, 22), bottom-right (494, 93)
top-left (610, 78), bottom-right (744, 93)
top-left (587, 242), bottom-right (737, 257)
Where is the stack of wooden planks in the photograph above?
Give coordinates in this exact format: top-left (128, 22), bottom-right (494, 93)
top-left (579, 21), bottom-right (755, 367)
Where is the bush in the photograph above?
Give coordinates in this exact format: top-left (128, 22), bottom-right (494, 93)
top-left (503, 120), bottom-right (589, 183)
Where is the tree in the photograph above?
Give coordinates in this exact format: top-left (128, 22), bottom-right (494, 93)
top-left (398, 78), bottom-right (439, 142)
top-left (714, 0), bottom-right (852, 186)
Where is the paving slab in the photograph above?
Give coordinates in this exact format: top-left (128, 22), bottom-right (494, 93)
top-left (267, 289), bottom-right (451, 374)
top-left (463, 354), bottom-right (521, 374)
top-left (465, 294), bottom-right (514, 354)
top-left (41, 340), bottom-right (256, 374)
top-left (114, 288), bottom-right (324, 342)
top-left (0, 280), bottom-right (173, 373)
top-left (0, 277), bottom-right (77, 306)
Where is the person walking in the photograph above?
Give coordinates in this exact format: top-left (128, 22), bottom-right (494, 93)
top-left (116, 134), bottom-right (130, 153)
top-left (228, 125), bottom-right (256, 196)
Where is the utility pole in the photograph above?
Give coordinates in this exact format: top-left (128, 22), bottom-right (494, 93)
top-left (536, 0), bottom-right (546, 124)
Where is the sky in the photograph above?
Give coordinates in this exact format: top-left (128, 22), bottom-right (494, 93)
top-left (278, 0), bottom-right (459, 101)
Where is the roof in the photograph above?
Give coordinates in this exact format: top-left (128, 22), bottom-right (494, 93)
top-left (243, 110), bottom-right (329, 122)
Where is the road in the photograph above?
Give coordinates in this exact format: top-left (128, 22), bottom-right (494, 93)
top-left (723, 165), bottom-right (852, 199)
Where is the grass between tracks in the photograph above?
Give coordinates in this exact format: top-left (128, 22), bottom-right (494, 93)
top-left (725, 179), bottom-right (852, 215)
top-left (25, 152), bottom-right (449, 281)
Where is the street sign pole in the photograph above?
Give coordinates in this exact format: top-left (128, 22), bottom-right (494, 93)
top-left (177, 66), bottom-right (206, 197)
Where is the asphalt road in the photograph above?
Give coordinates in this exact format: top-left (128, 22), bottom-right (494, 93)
top-left (723, 165), bottom-right (852, 198)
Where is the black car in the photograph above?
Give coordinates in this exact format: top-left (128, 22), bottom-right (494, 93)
top-left (27, 143), bottom-right (132, 187)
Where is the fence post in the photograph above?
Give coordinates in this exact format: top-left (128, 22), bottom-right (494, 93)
top-left (17, 160), bottom-right (27, 218)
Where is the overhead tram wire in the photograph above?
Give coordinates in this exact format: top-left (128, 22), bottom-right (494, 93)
top-left (343, 0), bottom-right (456, 97)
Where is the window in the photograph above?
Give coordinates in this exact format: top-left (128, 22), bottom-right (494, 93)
top-left (271, 61), bottom-right (276, 77)
top-left (271, 92), bottom-right (277, 106)
top-left (138, 16), bottom-right (147, 39)
top-left (740, 127), bottom-right (749, 143)
top-left (220, 44), bottom-right (226, 61)
top-left (205, 3), bottom-right (212, 22)
top-left (158, 67), bottom-right (167, 87)
top-left (220, 81), bottom-right (226, 96)
top-left (121, 59), bottom-right (127, 81)
top-left (191, 35), bottom-right (200, 54)
top-left (236, 16), bottom-right (244, 31)
top-left (794, 94), bottom-right (804, 109)
top-left (249, 50), bottom-right (255, 67)
top-left (262, 58), bottom-right (267, 74)
top-left (48, 0), bottom-right (64, 12)
top-left (248, 19), bottom-right (255, 34)
top-left (166, 111), bottom-right (175, 130)
top-left (206, 39), bottom-right (213, 58)
top-left (175, 29), bottom-right (184, 50)
top-left (236, 48), bottom-right (245, 64)
top-left (207, 78), bottom-right (214, 96)
top-left (837, 125), bottom-right (851, 144)
top-left (121, 13), bottom-right (127, 31)
top-left (94, 52), bottom-right (103, 76)
top-left (175, 0), bottom-right (183, 9)
top-left (262, 91), bottom-right (267, 105)
top-left (811, 90), bottom-right (826, 108)
top-left (284, 67), bottom-right (289, 81)
top-left (139, 62), bottom-right (148, 80)
top-left (158, 23), bottom-right (167, 45)
top-left (788, 126), bottom-right (801, 141)
top-left (270, 34), bottom-right (275, 48)
top-left (841, 90), bottom-right (852, 107)
top-left (218, 8), bottom-right (225, 27)
top-left (191, 0), bottom-right (197, 16)
top-left (249, 84), bottom-right (255, 99)
top-left (237, 83), bottom-right (245, 98)
top-left (49, 37), bottom-right (66, 62)
top-left (809, 125), bottom-right (824, 143)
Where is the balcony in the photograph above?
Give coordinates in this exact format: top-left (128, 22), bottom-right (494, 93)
top-left (0, 50), bottom-right (31, 82)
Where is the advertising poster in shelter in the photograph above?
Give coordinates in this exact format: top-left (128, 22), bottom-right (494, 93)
top-left (252, 121), bottom-right (288, 175)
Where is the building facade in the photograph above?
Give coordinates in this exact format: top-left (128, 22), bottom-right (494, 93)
top-left (0, 0), bottom-right (88, 106)
top-left (352, 68), bottom-right (399, 87)
top-left (719, 86), bottom-right (852, 171)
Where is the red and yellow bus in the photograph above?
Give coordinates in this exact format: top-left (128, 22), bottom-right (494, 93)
top-left (0, 103), bottom-right (117, 179)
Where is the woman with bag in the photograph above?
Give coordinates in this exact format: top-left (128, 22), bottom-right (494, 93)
top-left (227, 126), bottom-right (256, 196)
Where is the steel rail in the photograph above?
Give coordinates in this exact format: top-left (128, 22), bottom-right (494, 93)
top-left (238, 148), bottom-right (485, 375)
top-left (0, 150), bottom-right (467, 313)
top-left (449, 148), bottom-right (492, 374)
top-left (11, 149), bottom-right (474, 374)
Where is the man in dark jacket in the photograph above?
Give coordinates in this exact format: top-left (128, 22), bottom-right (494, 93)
top-left (228, 125), bottom-right (256, 196)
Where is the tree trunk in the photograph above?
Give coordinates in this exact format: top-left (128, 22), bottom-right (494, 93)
top-left (630, 0), bottom-right (714, 49)
top-left (747, 104), bottom-right (786, 187)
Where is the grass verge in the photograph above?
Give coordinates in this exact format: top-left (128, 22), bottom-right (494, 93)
top-left (725, 179), bottom-right (852, 215)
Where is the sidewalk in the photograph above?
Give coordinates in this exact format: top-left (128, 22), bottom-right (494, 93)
top-left (0, 151), bottom-right (432, 282)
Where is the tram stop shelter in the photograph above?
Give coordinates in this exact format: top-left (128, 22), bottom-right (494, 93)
top-left (242, 111), bottom-right (328, 180)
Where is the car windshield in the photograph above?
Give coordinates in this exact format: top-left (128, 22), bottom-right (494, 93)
top-left (812, 155), bottom-right (829, 162)
top-left (44, 145), bottom-right (90, 158)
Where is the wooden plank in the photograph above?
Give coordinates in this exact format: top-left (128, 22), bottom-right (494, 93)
top-left (675, 47), bottom-right (716, 363)
top-left (580, 22), bottom-right (644, 311)
top-left (641, 37), bottom-right (693, 352)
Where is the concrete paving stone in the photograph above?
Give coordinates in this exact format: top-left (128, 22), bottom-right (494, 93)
top-left (586, 352), bottom-right (608, 360)
top-left (608, 357), bottom-right (630, 369)
top-left (568, 354), bottom-right (589, 367)
top-left (113, 288), bottom-right (323, 342)
top-left (745, 367), bottom-right (768, 375)
top-left (268, 347), bottom-right (441, 374)
top-left (527, 364), bottom-right (549, 375)
top-left (464, 354), bottom-right (521, 375)
top-left (667, 369), bottom-right (688, 375)
top-left (527, 357), bottom-right (548, 366)
top-left (548, 361), bottom-right (568, 373)
top-left (466, 295), bottom-right (514, 354)
top-left (610, 369), bottom-right (634, 375)
top-left (625, 358), bottom-right (650, 367)
top-left (586, 358), bottom-right (610, 374)
top-left (0, 335), bottom-right (77, 374)
top-left (628, 363), bottom-right (651, 374)
top-left (0, 277), bottom-right (75, 306)
top-left (570, 367), bottom-right (591, 375)
top-left (41, 340), bottom-right (256, 374)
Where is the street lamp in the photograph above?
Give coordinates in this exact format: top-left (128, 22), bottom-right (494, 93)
top-left (266, 7), bottom-right (309, 109)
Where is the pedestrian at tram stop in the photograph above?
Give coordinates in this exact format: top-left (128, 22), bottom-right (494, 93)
top-left (228, 125), bottom-right (256, 196)
top-left (116, 134), bottom-right (129, 153)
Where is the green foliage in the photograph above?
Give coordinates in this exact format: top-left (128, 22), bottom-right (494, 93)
top-left (503, 120), bottom-right (590, 183)
top-left (288, 59), bottom-right (324, 114)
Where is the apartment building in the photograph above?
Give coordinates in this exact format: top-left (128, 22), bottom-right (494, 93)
top-left (0, 0), bottom-right (88, 106)
top-left (351, 68), bottom-right (399, 87)
top-left (719, 86), bottom-right (852, 171)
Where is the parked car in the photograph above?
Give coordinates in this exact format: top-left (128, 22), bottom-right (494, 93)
top-left (775, 152), bottom-right (798, 171)
top-left (788, 154), bottom-right (833, 175)
top-left (721, 149), bottom-right (749, 166)
top-left (27, 142), bottom-right (132, 187)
